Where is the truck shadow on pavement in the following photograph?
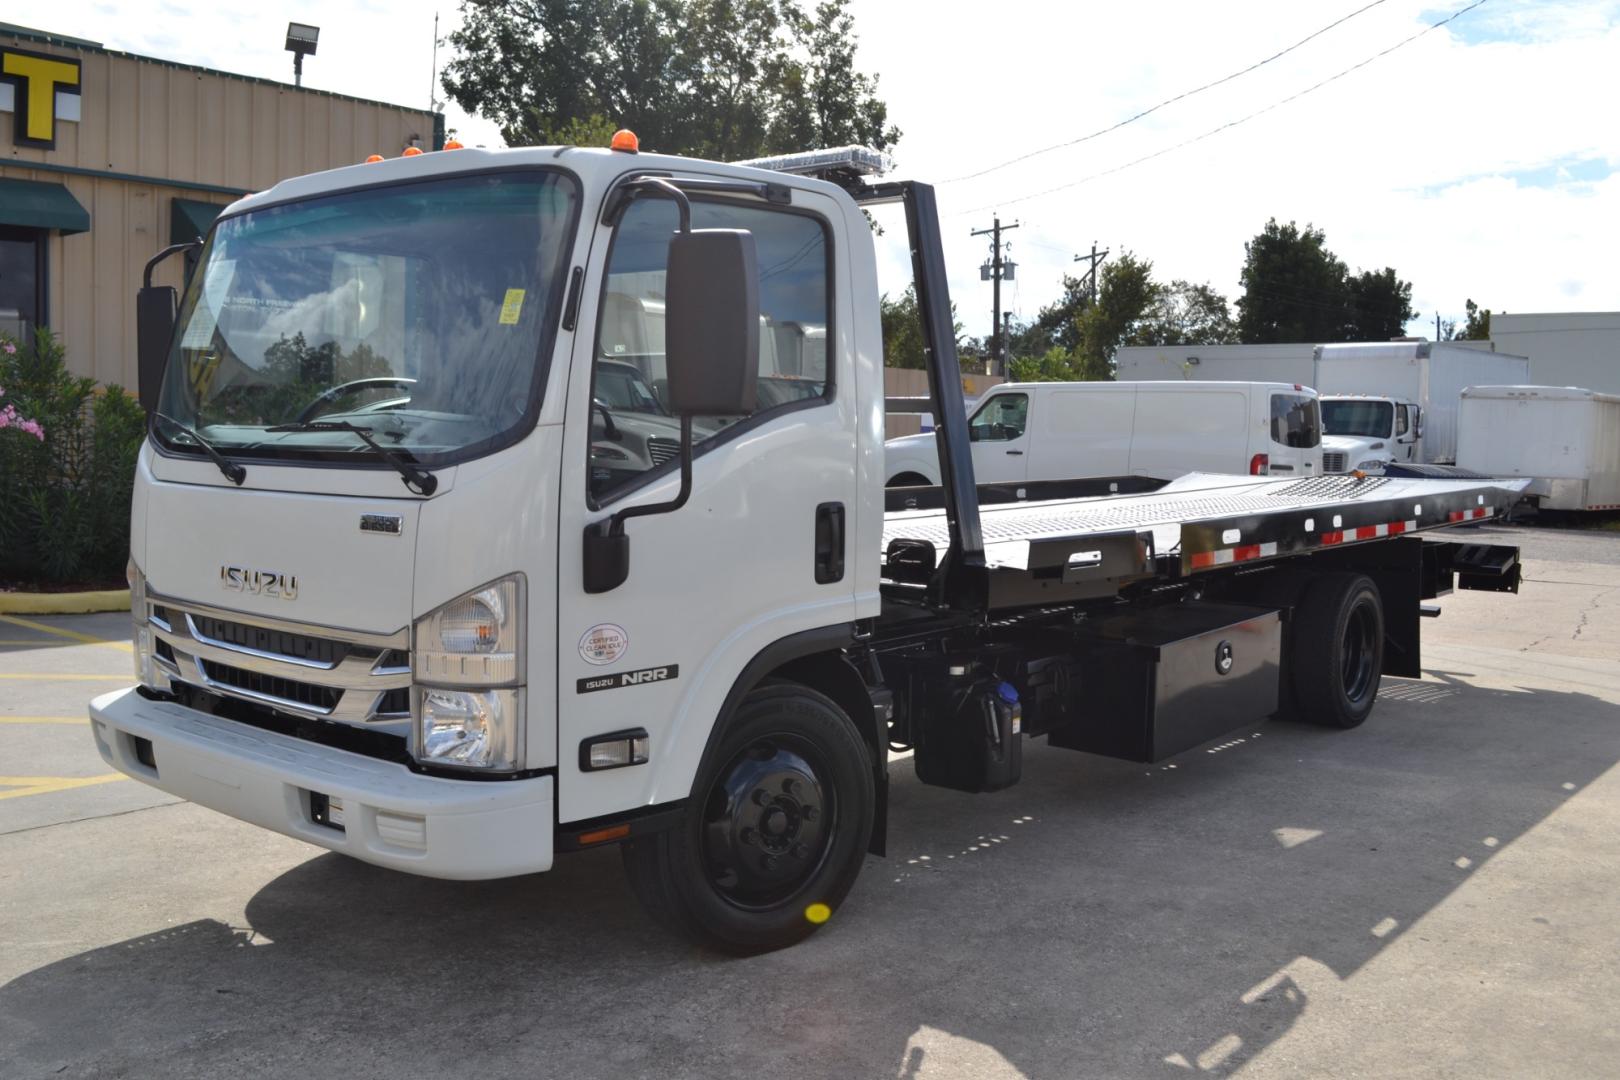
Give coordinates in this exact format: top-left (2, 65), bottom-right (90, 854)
top-left (3, 670), bottom-right (1618, 1079)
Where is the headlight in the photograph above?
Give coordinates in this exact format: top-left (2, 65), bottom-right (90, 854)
top-left (413, 575), bottom-right (525, 771)
top-left (1355, 460), bottom-right (1387, 474)
top-left (128, 559), bottom-right (157, 689)
top-left (419, 687), bottom-right (523, 770)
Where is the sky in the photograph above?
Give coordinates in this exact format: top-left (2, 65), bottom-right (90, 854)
top-left (32, 0), bottom-right (1620, 340)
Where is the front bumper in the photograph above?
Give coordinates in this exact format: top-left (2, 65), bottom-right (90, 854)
top-left (88, 687), bottom-right (553, 880)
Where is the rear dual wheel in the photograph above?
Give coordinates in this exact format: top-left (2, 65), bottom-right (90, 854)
top-left (1286, 572), bottom-right (1385, 729)
top-left (622, 685), bottom-right (874, 954)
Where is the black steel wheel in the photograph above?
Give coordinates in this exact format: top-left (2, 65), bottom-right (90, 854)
top-left (1288, 572), bottom-right (1385, 729)
top-left (622, 684), bottom-right (874, 954)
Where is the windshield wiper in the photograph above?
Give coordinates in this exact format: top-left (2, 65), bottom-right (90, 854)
top-left (266, 420), bottom-right (438, 495)
top-left (153, 412), bottom-right (246, 486)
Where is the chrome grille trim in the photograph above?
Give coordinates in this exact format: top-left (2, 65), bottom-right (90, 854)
top-left (145, 590), bottom-right (409, 725)
top-left (1323, 452), bottom-right (1349, 473)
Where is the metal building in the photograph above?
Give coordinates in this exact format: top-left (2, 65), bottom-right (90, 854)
top-left (0, 24), bottom-right (438, 388)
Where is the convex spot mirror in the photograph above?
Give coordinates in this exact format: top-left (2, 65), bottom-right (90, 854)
top-left (663, 229), bottom-right (759, 417)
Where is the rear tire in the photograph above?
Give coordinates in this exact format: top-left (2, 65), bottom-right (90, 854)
top-left (621, 684), bottom-right (874, 954)
top-left (1287, 572), bottom-right (1384, 729)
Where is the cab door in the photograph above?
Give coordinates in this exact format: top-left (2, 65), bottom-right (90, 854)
top-left (967, 390), bottom-right (1031, 483)
top-left (554, 184), bottom-right (860, 825)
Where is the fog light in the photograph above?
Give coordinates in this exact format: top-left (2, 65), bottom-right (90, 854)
top-left (581, 729), bottom-right (650, 771)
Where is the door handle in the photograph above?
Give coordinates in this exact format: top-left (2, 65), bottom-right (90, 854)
top-left (1006, 449), bottom-right (1024, 456)
top-left (814, 502), bottom-right (845, 584)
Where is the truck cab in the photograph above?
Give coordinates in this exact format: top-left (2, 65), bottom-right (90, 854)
top-left (1320, 394), bottom-right (1422, 474)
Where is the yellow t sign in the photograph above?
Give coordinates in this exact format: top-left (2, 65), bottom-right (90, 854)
top-left (2, 48), bottom-right (82, 149)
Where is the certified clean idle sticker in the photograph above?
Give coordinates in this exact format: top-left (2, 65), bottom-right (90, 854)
top-left (578, 623), bottom-right (628, 666)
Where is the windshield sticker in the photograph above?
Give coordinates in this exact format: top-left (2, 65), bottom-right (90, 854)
top-left (180, 257), bottom-right (236, 349)
top-left (499, 288), bottom-right (526, 325)
top-left (579, 623), bottom-right (628, 666)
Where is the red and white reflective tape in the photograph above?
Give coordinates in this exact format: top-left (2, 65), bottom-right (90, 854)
top-left (1190, 541), bottom-right (1279, 569)
top-left (1447, 507), bottom-right (1494, 522)
top-left (1319, 519), bottom-right (1419, 545)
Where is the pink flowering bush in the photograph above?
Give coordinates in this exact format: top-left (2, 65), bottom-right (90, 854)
top-left (0, 329), bottom-right (145, 584)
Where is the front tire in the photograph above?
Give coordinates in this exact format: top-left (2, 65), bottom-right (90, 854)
top-left (621, 684), bottom-right (874, 954)
top-left (1287, 572), bottom-right (1384, 729)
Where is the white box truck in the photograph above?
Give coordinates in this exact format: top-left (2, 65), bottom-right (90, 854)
top-left (1315, 342), bottom-right (1529, 468)
top-left (1458, 386), bottom-right (1620, 511)
top-left (883, 380), bottom-right (1321, 487)
top-left (1115, 343), bottom-right (1317, 386)
top-left (94, 142), bottom-right (1527, 954)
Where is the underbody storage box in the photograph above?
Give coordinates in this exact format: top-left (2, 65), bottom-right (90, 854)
top-left (1049, 602), bottom-right (1281, 763)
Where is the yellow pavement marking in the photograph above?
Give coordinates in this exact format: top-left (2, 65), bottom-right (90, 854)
top-left (0, 639), bottom-right (61, 645)
top-left (0, 774), bottom-right (128, 801)
top-left (0, 613), bottom-right (132, 651)
top-left (0, 715), bottom-right (87, 724)
top-left (0, 673), bottom-right (129, 681)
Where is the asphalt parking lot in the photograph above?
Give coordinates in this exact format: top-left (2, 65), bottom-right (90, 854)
top-left (3, 522), bottom-right (1618, 1079)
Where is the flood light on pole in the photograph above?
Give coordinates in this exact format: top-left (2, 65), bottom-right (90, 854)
top-left (285, 22), bottom-right (319, 87)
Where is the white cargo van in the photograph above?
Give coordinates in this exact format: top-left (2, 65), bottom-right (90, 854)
top-left (884, 381), bottom-right (1321, 486)
top-left (1457, 386), bottom-right (1620, 511)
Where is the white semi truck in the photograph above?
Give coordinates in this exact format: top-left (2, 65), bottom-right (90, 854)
top-left (94, 143), bottom-right (1527, 953)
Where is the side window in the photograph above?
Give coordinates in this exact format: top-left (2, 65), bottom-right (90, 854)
top-left (590, 197), bottom-right (830, 502)
top-left (1270, 392), bottom-right (1321, 448)
top-left (1395, 406), bottom-right (1410, 437)
top-left (970, 393), bottom-right (1028, 441)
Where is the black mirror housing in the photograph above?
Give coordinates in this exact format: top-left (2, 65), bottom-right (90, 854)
top-left (664, 229), bottom-right (759, 416)
top-left (136, 285), bottom-right (177, 413)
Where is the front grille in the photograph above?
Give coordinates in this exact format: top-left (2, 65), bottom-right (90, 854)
top-left (199, 659), bottom-right (341, 712)
top-left (144, 592), bottom-right (409, 727)
top-left (1323, 452), bottom-right (1348, 473)
top-left (190, 613), bottom-right (346, 665)
top-left (647, 437), bottom-right (680, 466)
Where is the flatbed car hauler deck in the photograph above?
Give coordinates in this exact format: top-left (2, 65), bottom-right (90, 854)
top-left (91, 143), bottom-right (1524, 953)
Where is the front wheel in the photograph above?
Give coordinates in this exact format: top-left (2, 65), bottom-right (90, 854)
top-left (621, 684), bottom-right (874, 954)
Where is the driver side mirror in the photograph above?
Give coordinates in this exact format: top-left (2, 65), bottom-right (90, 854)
top-left (968, 425), bottom-right (982, 442)
top-left (663, 229), bottom-right (759, 416)
top-left (136, 285), bottom-right (177, 414)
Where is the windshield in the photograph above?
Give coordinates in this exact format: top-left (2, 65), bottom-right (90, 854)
top-left (1321, 399), bottom-right (1393, 438)
top-left (155, 170), bottom-right (579, 465)
top-left (595, 363), bottom-right (666, 415)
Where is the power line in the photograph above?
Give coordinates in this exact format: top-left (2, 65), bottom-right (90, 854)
top-left (957, 0), bottom-right (1491, 217)
top-left (944, 0), bottom-right (1392, 185)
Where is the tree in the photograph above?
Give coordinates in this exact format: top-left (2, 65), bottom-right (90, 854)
top-left (1236, 218), bottom-right (1416, 344)
top-left (1009, 345), bottom-right (1089, 383)
top-left (1129, 280), bottom-right (1236, 347)
top-left (879, 286), bottom-right (975, 372)
top-left (1459, 298), bottom-right (1492, 341)
top-left (1074, 251), bottom-right (1159, 379)
top-left (1345, 267), bottom-right (1415, 341)
top-left (441, 0), bottom-right (900, 158)
top-left (1236, 219), bottom-right (1348, 343)
top-left (1011, 274), bottom-right (1093, 355)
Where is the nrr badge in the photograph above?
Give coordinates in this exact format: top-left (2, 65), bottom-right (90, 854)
top-left (579, 623), bottom-right (628, 666)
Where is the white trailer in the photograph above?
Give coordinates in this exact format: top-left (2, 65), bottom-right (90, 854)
top-left (1315, 342), bottom-right (1529, 465)
top-left (1490, 312), bottom-right (1620, 394)
top-left (1458, 386), bottom-right (1620, 511)
top-left (1115, 343), bottom-right (1317, 386)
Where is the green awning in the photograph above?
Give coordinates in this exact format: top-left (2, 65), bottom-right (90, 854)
top-left (170, 198), bottom-right (227, 245)
top-left (0, 178), bottom-right (89, 235)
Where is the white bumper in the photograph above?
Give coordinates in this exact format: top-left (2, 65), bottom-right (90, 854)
top-left (88, 687), bottom-right (554, 880)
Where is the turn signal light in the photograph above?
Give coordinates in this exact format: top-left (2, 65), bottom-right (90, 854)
top-left (443, 139), bottom-right (464, 150)
top-left (577, 824), bottom-right (632, 847)
top-left (580, 728), bottom-right (650, 771)
top-left (402, 146), bottom-right (424, 157)
top-left (364, 154), bottom-right (384, 163)
top-left (610, 129), bottom-right (639, 153)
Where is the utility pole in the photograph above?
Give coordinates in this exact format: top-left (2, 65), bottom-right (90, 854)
top-left (1435, 311), bottom-right (1442, 342)
top-left (1074, 241), bottom-right (1110, 304)
top-left (972, 216), bottom-right (1019, 377)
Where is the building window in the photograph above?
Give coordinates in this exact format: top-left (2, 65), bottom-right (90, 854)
top-left (0, 226), bottom-right (45, 341)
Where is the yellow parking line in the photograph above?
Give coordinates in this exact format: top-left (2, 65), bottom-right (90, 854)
top-left (0, 715), bottom-right (87, 724)
top-left (0, 614), bottom-right (132, 652)
top-left (0, 639), bottom-right (60, 645)
top-left (0, 674), bottom-right (129, 680)
top-left (0, 774), bottom-right (128, 801)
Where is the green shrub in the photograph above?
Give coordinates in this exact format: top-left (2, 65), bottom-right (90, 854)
top-left (0, 328), bottom-right (146, 586)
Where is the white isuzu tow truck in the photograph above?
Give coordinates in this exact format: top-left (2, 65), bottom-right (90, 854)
top-left (92, 142), bottom-right (1527, 953)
